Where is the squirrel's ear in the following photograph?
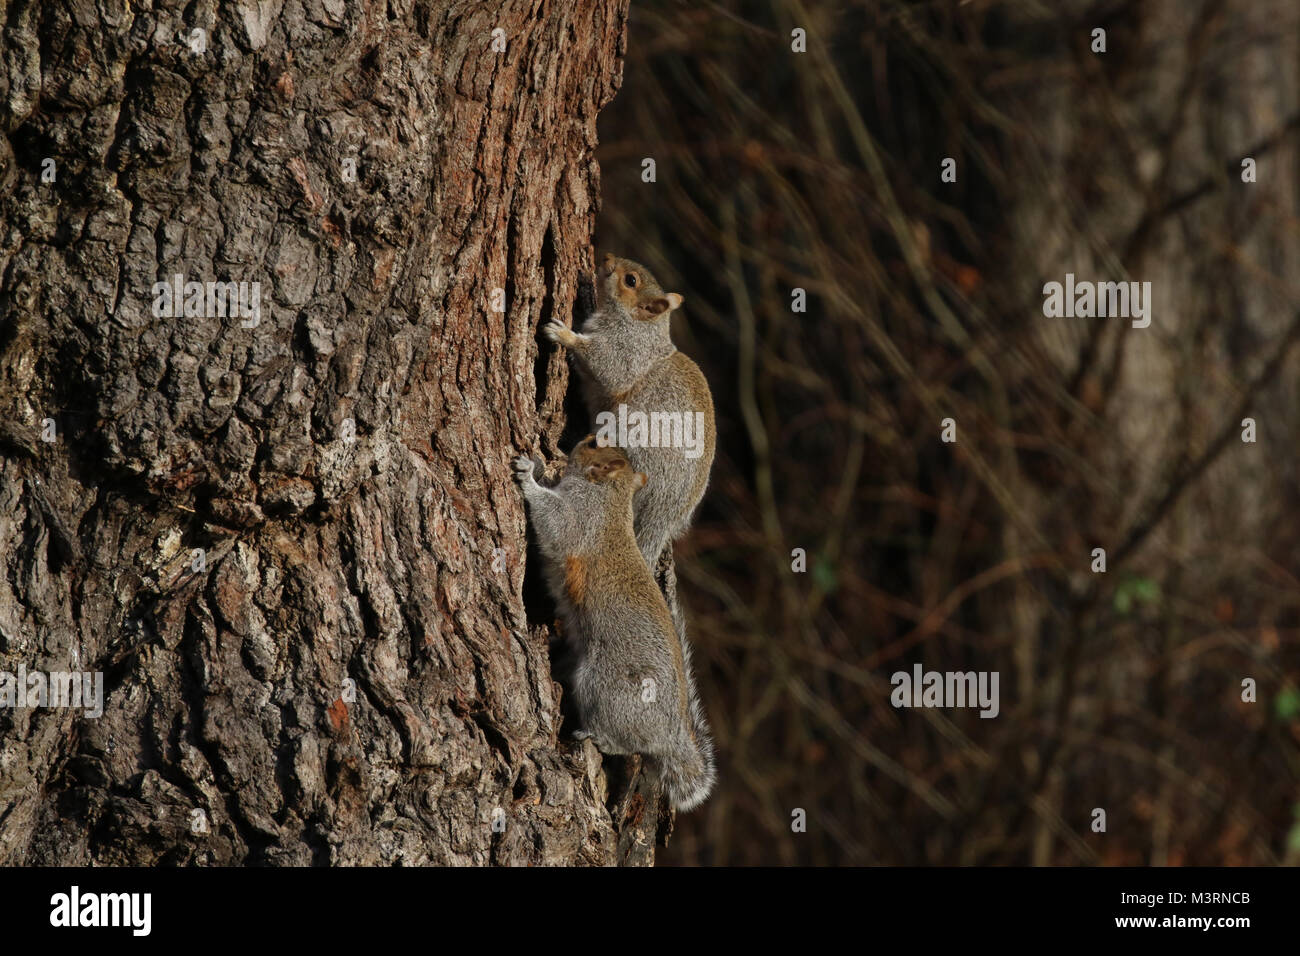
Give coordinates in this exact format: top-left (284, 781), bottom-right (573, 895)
top-left (634, 471), bottom-right (647, 488)
top-left (647, 293), bottom-right (683, 316)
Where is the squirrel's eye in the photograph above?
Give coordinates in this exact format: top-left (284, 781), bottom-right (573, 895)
top-left (623, 272), bottom-right (637, 289)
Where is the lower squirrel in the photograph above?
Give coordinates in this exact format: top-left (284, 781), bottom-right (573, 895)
top-left (513, 436), bottom-right (715, 811)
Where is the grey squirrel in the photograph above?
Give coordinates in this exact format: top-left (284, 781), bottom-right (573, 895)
top-left (513, 437), bottom-right (715, 811)
top-left (543, 254), bottom-right (716, 570)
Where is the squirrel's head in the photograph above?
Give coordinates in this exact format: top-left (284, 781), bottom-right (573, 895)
top-left (568, 435), bottom-right (647, 493)
top-left (598, 253), bottom-right (684, 322)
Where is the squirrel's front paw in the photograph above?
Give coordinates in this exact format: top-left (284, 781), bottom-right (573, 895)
top-left (512, 455), bottom-right (538, 486)
top-left (542, 320), bottom-right (577, 347)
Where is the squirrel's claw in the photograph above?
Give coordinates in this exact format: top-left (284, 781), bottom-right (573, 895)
top-left (513, 455), bottom-right (538, 484)
top-left (542, 320), bottom-right (573, 346)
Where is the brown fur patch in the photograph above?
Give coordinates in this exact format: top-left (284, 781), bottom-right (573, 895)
top-left (564, 555), bottom-right (587, 605)
top-left (327, 697), bottom-right (349, 733)
top-left (574, 442), bottom-right (631, 482)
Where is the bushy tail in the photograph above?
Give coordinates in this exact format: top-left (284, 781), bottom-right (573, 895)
top-left (655, 729), bottom-right (716, 811)
top-left (658, 552), bottom-right (716, 812)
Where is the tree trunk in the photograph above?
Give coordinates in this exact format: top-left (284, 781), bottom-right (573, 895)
top-left (0, 0), bottom-right (664, 866)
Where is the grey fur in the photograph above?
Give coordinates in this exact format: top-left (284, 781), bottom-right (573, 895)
top-left (542, 259), bottom-right (716, 570)
top-left (514, 444), bottom-right (715, 810)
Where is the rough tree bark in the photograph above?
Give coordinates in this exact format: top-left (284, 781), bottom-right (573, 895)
top-left (0, 0), bottom-right (667, 865)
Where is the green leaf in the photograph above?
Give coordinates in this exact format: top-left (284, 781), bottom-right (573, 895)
top-left (811, 555), bottom-right (838, 593)
top-left (1130, 577), bottom-right (1160, 602)
top-left (1274, 688), bottom-right (1300, 721)
top-left (1113, 575), bottom-right (1160, 615)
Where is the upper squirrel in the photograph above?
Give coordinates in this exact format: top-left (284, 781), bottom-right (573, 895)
top-left (513, 437), bottom-right (715, 811)
top-left (544, 254), bottom-right (716, 570)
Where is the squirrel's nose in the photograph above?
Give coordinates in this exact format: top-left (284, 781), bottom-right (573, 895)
top-left (602, 253), bottom-right (615, 267)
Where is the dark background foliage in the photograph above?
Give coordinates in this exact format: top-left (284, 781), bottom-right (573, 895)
top-left (596, 0), bottom-right (1300, 865)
